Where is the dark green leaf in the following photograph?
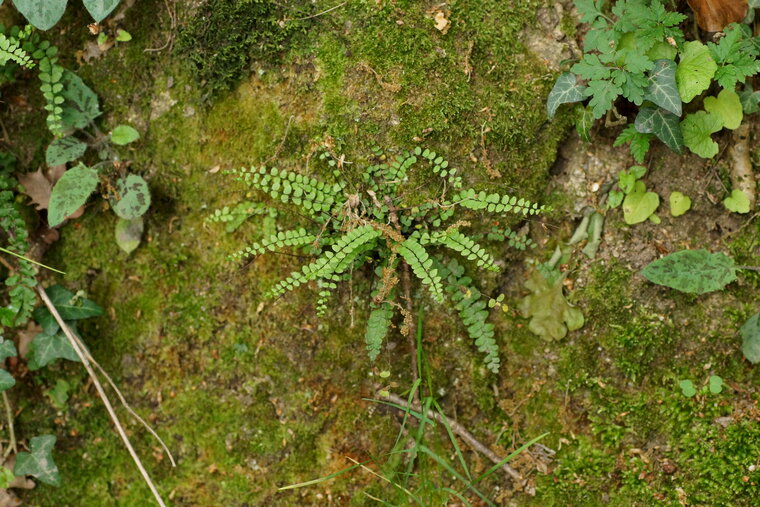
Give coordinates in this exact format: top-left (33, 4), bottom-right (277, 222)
top-left (547, 73), bottom-right (586, 118)
top-left (644, 59), bottom-right (681, 116)
top-left (12, 0), bottom-right (67, 30)
top-left (82, 0), bottom-right (120, 22)
top-left (740, 312), bottom-right (760, 363)
top-left (14, 435), bottom-right (60, 486)
top-left (635, 107), bottom-right (683, 153)
top-left (60, 71), bottom-right (101, 129)
top-left (27, 329), bottom-right (80, 370)
top-left (0, 339), bottom-right (17, 363)
top-left (641, 249), bottom-right (737, 294)
top-left (32, 285), bottom-right (104, 335)
top-left (0, 370), bottom-right (15, 392)
top-left (110, 125), bottom-right (140, 146)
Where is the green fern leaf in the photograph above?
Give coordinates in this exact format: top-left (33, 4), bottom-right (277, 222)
top-left (397, 238), bottom-right (444, 303)
top-left (365, 303), bottom-right (394, 360)
top-left (229, 228), bottom-right (316, 261)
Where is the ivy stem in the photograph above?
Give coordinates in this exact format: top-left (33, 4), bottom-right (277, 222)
top-left (2, 391), bottom-right (16, 457)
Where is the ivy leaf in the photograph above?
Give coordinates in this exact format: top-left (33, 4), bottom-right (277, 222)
top-left (669, 191), bottom-right (691, 217)
top-left (110, 125), bottom-right (140, 146)
top-left (676, 41), bottom-right (717, 103)
top-left (723, 188), bottom-right (751, 214)
top-left (623, 180), bottom-right (659, 224)
top-left (575, 104), bottom-right (594, 142)
top-left (739, 86), bottom-right (760, 114)
top-left (47, 164), bottom-right (99, 227)
top-left (12, 0), bottom-right (67, 30)
top-left (32, 285), bottom-right (104, 335)
top-left (644, 59), bottom-right (681, 116)
top-left (46, 137), bottom-right (87, 166)
top-left (0, 339), bottom-right (17, 363)
top-left (585, 79), bottom-right (622, 119)
top-left (13, 435), bottom-right (60, 486)
top-left (634, 107), bottom-right (683, 153)
top-left (547, 73), bottom-right (586, 118)
top-left (740, 312), bottom-right (760, 363)
top-left (111, 174), bottom-right (151, 219)
top-left (27, 329), bottom-right (80, 370)
top-left (115, 217), bottom-right (143, 254)
top-left (679, 379), bottom-right (697, 397)
top-left (681, 111), bottom-right (722, 158)
top-left (641, 249), bottom-right (737, 294)
top-left (82, 0), bottom-right (120, 22)
top-left (703, 89), bottom-right (743, 130)
top-left (0, 371), bottom-right (15, 392)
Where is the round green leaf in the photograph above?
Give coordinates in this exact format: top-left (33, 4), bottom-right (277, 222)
top-left (115, 217), bottom-right (143, 254)
top-left (681, 111), bottom-right (722, 158)
top-left (723, 189), bottom-right (751, 214)
top-left (669, 191), bottom-right (691, 217)
top-left (48, 164), bottom-right (98, 227)
top-left (704, 89), bottom-right (743, 130)
top-left (622, 181), bottom-right (659, 224)
top-left (110, 125), bottom-right (140, 145)
top-left (708, 375), bottom-right (723, 394)
top-left (111, 174), bottom-right (151, 219)
top-left (679, 379), bottom-right (696, 397)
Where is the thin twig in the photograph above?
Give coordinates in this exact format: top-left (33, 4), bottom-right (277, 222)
top-left (291, 1), bottom-right (347, 21)
top-left (2, 391), bottom-right (16, 458)
top-left (37, 287), bottom-right (168, 507)
top-left (383, 393), bottom-right (523, 481)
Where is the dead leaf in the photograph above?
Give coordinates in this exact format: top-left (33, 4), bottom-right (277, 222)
top-left (433, 11), bottom-right (450, 34)
top-left (16, 321), bottom-right (42, 359)
top-left (17, 166), bottom-right (85, 222)
top-left (687, 0), bottom-right (748, 32)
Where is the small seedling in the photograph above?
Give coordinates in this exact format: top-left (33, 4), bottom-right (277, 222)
top-left (678, 375), bottom-right (723, 397)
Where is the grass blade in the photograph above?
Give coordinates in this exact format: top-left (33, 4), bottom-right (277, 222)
top-left (433, 399), bottom-right (471, 481)
top-left (419, 445), bottom-right (494, 507)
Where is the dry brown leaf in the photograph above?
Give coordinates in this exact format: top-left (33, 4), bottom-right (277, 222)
top-left (687, 0), bottom-right (748, 32)
top-left (433, 11), bottom-right (450, 34)
top-left (16, 321), bottom-right (42, 359)
top-left (17, 169), bottom-right (53, 210)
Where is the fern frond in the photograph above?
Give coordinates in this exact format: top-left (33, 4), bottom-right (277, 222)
top-left (234, 166), bottom-right (342, 216)
top-left (365, 302), bottom-right (395, 361)
top-left (419, 230), bottom-right (500, 272)
top-left (0, 32), bottom-right (34, 68)
top-left (397, 238), bottom-right (444, 303)
top-left (228, 228), bottom-right (316, 261)
top-left (452, 189), bottom-right (545, 216)
top-left (485, 227), bottom-right (536, 250)
top-left (316, 273), bottom-right (342, 316)
top-left (267, 224), bottom-right (380, 298)
top-left (413, 146), bottom-right (462, 188)
top-left (38, 55), bottom-right (65, 135)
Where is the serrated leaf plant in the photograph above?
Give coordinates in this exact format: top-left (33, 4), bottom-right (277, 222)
top-left (547, 1), bottom-right (760, 162)
top-left (217, 146), bottom-right (543, 373)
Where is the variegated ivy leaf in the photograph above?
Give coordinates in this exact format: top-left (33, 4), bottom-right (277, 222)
top-left (641, 249), bottom-right (737, 294)
top-left (546, 73), bottom-right (586, 118)
top-left (47, 164), bottom-right (98, 227)
top-left (14, 435), bottom-right (60, 486)
top-left (82, 0), bottom-right (120, 23)
top-left (111, 174), bottom-right (151, 220)
top-left (644, 59), bottom-right (681, 116)
top-left (634, 107), bottom-right (683, 153)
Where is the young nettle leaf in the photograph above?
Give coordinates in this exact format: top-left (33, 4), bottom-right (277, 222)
top-left (641, 249), bottom-right (738, 294)
top-left (644, 59), bottom-right (681, 116)
top-left (634, 107), bottom-right (683, 153)
top-left (669, 191), bottom-right (691, 217)
top-left (82, 0), bottom-right (120, 22)
top-left (740, 312), bottom-right (760, 363)
top-left (547, 72), bottom-right (586, 118)
top-left (111, 174), bottom-right (151, 219)
top-left (12, 0), bottom-right (67, 31)
top-left (47, 163), bottom-right (99, 227)
top-left (723, 188), bottom-right (751, 214)
top-left (14, 435), bottom-right (60, 486)
top-left (703, 89), bottom-right (743, 130)
top-left (622, 180), bottom-right (659, 224)
top-left (110, 125), bottom-right (140, 145)
top-left (45, 136), bottom-right (87, 166)
top-left (676, 41), bottom-right (717, 103)
top-left (681, 111), bottom-right (722, 158)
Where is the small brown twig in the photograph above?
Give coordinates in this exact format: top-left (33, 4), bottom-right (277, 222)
top-left (383, 392), bottom-right (523, 481)
top-left (37, 287), bottom-right (168, 506)
top-left (2, 391), bottom-right (16, 458)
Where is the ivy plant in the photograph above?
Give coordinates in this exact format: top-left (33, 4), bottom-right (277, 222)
top-left (547, 1), bottom-right (760, 162)
top-left (6, 0), bottom-right (122, 31)
top-left (217, 146), bottom-right (541, 372)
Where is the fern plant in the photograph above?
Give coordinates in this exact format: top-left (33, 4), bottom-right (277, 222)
top-left (218, 146), bottom-right (543, 373)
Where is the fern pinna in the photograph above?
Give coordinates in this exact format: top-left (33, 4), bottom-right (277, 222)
top-left (220, 147), bottom-right (544, 372)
